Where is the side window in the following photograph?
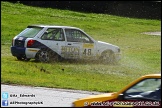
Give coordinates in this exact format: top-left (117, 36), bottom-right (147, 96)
top-left (65, 29), bottom-right (93, 43)
top-left (41, 28), bottom-right (65, 41)
top-left (18, 27), bottom-right (43, 38)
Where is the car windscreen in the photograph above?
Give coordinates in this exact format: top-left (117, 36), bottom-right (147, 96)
top-left (17, 27), bottom-right (43, 38)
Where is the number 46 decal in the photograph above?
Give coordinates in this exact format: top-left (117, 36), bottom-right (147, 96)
top-left (83, 49), bottom-right (91, 55)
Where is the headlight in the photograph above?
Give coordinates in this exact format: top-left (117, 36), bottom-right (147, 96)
top-left (117, 48), bottom-right (120, 52)
top-left (118, 48), bottom-right (120, 52)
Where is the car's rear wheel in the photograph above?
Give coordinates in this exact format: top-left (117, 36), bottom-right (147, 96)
top-left (16, 56), bottom-right (30, 61)
top-left (36, 49), bottom-right (60, 63)
top-left (100, 50), bottom-right (115, 64)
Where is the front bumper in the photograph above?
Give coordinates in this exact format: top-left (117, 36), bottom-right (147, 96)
top-left (114, 53), bottom-right (121, 61)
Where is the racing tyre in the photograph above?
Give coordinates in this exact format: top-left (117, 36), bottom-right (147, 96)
top-left (16, 56), bottom-right (30, 61)
top-left (36, 49), bottom-right (60, 63)
top-left (100, 50), bottom-right (115, 64)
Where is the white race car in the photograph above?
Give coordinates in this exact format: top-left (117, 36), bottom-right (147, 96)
top-left (11, 25), bottom-right (121, 63)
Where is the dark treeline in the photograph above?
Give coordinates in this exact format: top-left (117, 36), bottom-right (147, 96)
top-left (6, 1), bottom-right (161, 20)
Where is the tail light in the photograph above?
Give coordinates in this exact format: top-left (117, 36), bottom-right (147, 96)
top-left (27, 40), bottom-right (35, 47)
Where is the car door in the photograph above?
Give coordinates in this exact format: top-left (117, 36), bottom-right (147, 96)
top-left (40, 28), bottom-right (66, 56)
top-left (63, 28), bottom-right (96, 60)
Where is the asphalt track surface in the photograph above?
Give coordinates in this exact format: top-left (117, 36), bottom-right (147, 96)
top-left (1, 84), bottom-right (103, 107)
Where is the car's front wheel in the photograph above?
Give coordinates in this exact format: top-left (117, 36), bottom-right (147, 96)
top-left (100, 50), bottom-right (115, 64)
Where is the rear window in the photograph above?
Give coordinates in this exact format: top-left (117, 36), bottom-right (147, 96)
top-left (17, 27), bottom-right (43, 38)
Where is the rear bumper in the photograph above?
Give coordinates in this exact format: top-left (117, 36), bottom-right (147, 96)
top-left (11, 46), bottom-right (25, 57)
top-left (11, 46), bottom-right (40, 58)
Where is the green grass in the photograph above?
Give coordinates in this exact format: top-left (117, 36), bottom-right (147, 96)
top-left (1, 2), bottom-right (161, 92)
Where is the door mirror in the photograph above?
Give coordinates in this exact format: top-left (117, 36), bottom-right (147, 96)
top-left (117, 94), bottom-right (124, 100)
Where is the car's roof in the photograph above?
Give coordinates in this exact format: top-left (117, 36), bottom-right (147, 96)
top-left (28, 24), bottom-right (80, 29)
top-left (142, 73), bottom-right (161, 77)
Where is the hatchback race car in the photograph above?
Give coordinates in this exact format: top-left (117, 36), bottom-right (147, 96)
top-left (11, 25), bottom-right (121, 63)
top-left (72, 73), bottom-right (161, 107)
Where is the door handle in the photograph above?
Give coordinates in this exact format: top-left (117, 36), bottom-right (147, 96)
top-left (68, 43), bottom-right (71, 45)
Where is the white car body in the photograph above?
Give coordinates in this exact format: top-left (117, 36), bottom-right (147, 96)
top-left (11, 25), bottom-right (121, 63)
